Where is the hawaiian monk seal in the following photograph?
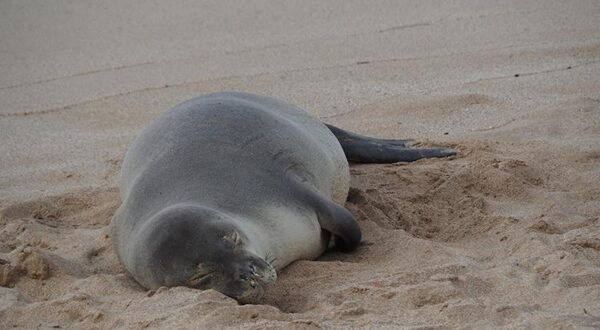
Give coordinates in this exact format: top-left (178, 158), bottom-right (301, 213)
top-left (111, 91), bottom-right (455, 302)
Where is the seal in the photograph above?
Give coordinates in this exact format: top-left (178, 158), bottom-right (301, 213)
top-left (111, 91), bottom-right (455, 302)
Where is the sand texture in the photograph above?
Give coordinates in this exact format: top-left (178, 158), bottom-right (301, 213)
top-left (1, 0), bottom-right (600, 328)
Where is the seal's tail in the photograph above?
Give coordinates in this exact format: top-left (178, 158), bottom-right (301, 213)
top-left (325, 124), bottom-right (456, 163)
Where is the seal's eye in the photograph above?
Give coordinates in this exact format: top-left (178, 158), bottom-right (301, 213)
top-left (222, 231), bottom-right (242, 247)
top-left (189, 263), bottom-right (217, 288)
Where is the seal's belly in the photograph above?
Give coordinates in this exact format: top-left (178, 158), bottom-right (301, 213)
top-left (255, 204), bottom-right (328, 269)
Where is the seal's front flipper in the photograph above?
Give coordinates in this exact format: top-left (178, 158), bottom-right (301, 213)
top-left (316, 199), bottom-right (361, 252)
top-left (325, 124), bottom-right (456, 163)
top-left (292, 179), bottom-right (361, 252)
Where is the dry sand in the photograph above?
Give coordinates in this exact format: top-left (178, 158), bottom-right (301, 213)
top-left (1, 0), bottom-right (600, 328)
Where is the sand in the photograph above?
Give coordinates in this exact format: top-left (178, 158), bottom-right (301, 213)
top-left (1, 0), bottom-right (599, 328)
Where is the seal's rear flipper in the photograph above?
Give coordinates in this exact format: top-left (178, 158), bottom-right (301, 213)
top-left (325, 124), bottom-right (456, 163)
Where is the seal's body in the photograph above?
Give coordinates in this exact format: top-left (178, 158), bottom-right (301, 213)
top-left (111, 92), bottom-right (454, 302)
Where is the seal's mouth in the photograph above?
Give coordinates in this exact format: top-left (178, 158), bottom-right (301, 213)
top-left (254, 261), bottom-right (277, 285)
top-left (236, 261), bottom-right (277, 304)
top-left (188, 257), bottom-right (277, 303)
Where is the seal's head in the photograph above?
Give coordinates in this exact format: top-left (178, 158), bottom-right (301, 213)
top-left (132, 204), bottom-right (276, 303)
top-left (187, 228), bottom-right (277, 303)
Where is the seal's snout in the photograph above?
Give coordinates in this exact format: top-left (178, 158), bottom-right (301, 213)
top-left (234, 260), bottom-right (277, 304)
top-left (242, 260), bottom-right (277, 287)
top-left (239, 271), bottom-right (259, 288)
top-left (254, 259), bottom-right (277, 285)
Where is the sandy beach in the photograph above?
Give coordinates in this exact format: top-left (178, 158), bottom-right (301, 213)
top-left (1, 0), bottom-right (600, 328)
